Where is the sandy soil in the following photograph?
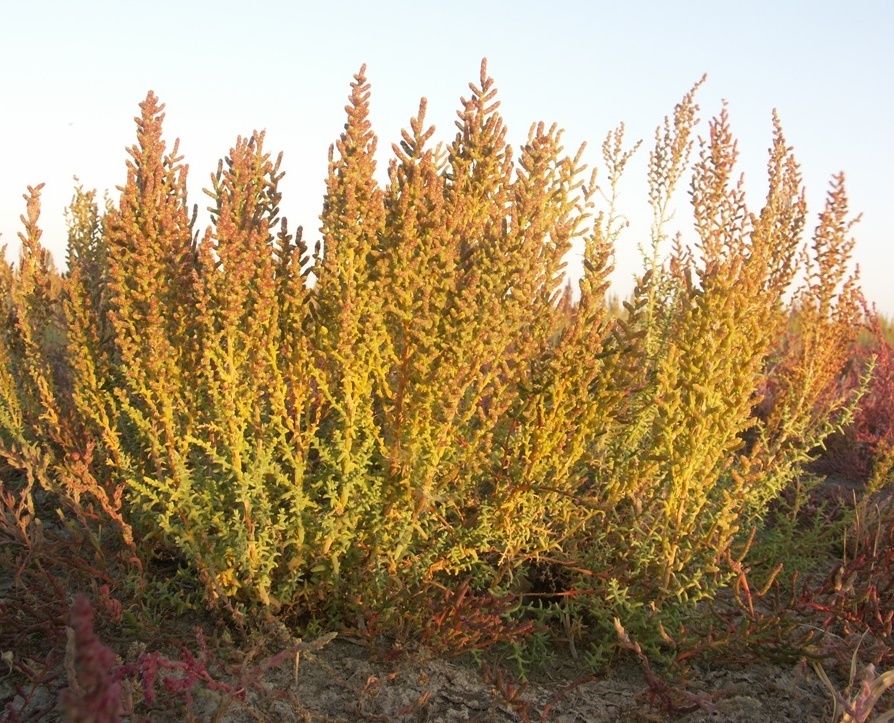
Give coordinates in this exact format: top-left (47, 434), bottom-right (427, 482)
top-left (172, 635), bottom-right (838, 722)
top-left (2, 616), bottom-right (846, 722)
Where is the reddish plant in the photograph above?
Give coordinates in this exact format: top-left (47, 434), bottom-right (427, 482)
top-left (417, 580), bottom-right (537, 657)
top-left (66, 596), bottom-right (246, 719)
top-left (116, 630), bottom-right (240, 711)
top-left (816, 312), bottom-right (894, 486)
top-left (797, 500), bottom-right (894, 667)
top-left (58, 594), bottom-right (123, 722)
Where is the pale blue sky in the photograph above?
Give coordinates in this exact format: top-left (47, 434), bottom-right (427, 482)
top-left (1, 1), bottom-right (891, 310)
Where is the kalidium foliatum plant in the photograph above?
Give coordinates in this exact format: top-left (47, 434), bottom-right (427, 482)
top-left (0, 60), bottom-right (869, 662)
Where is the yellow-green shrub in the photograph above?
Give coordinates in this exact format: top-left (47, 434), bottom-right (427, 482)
top-left (0, 62), bottom-right (866, 651)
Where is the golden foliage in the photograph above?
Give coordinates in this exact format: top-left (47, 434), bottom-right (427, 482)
top-left (0, 62), bottom-right (868, 650)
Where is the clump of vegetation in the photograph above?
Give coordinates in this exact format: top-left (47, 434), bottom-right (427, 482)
top-left (2, 58), bottom-right (891, 720)
top-left (814, 310), bottom-right (894, 490)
